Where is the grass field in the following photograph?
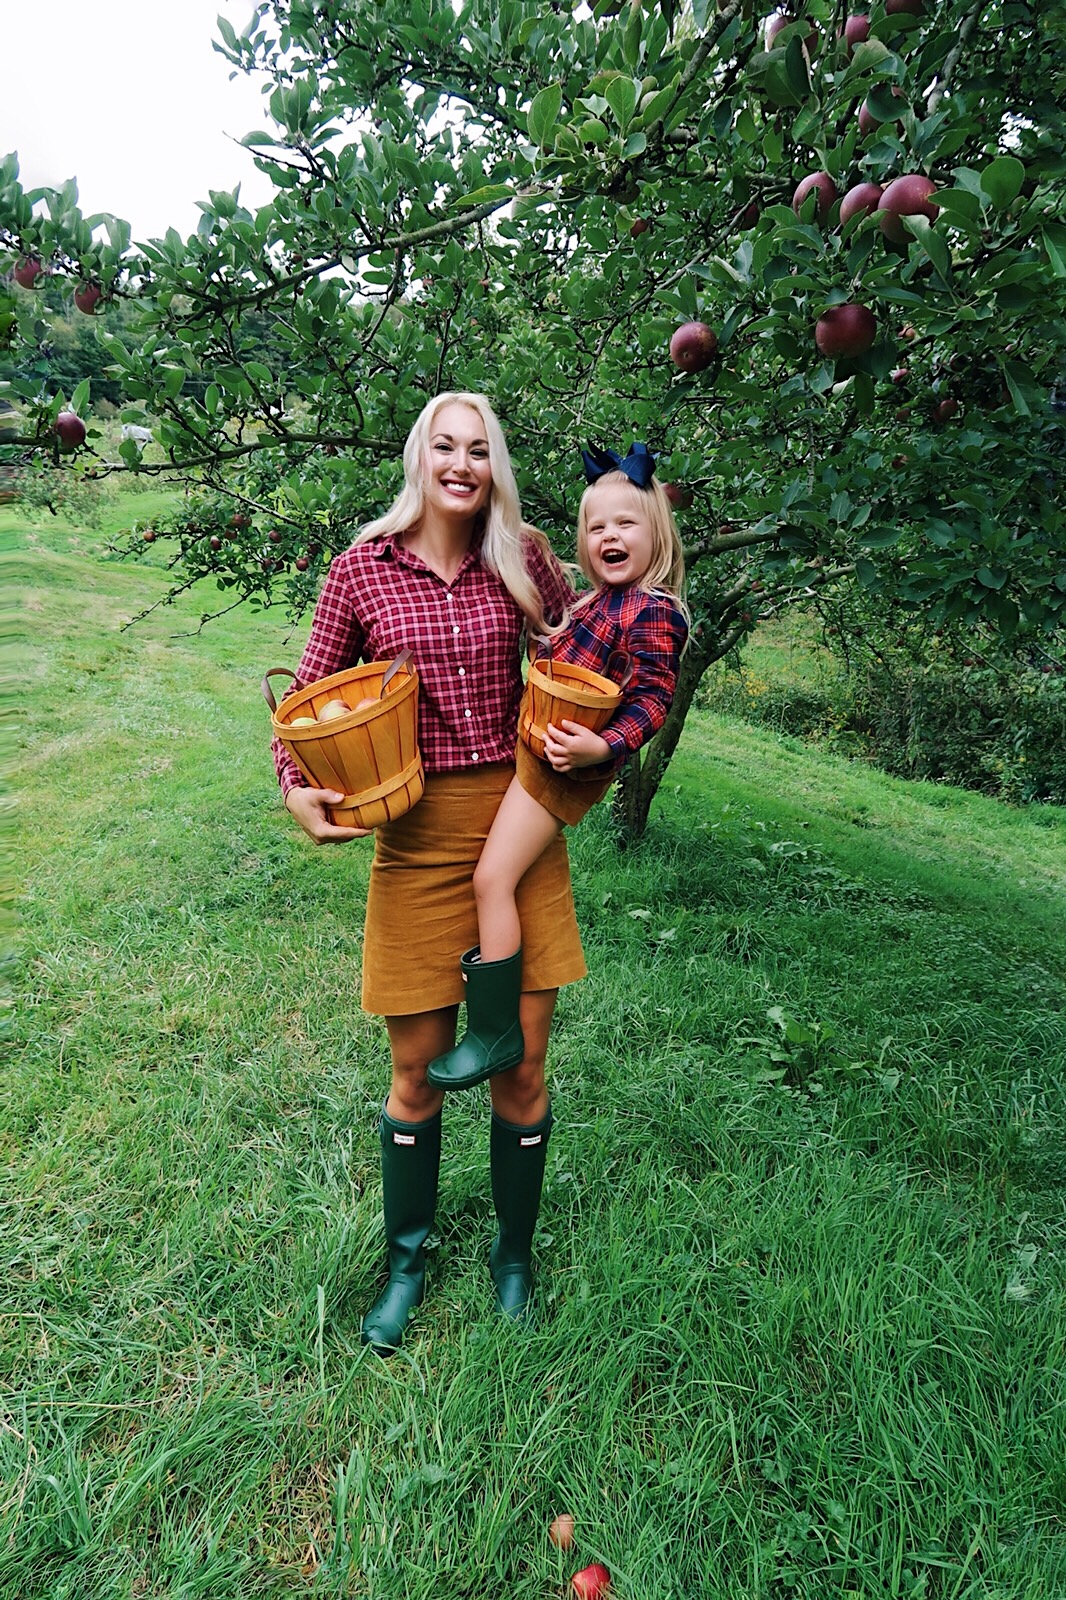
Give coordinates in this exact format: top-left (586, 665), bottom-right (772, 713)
top-left (4, 500), bottom-right (1065, 1599)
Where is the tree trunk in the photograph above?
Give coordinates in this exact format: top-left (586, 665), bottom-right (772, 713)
top-left (611, 628), bottom-right (723, 846)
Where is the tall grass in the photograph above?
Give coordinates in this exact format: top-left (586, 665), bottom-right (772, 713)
top-left (3, 503), bottom-right (1064, 1599)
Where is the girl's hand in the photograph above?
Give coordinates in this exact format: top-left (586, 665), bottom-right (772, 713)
top-left (285, 785), bottom-right (372, 844)
top-left (543, 721), bottom-right (613, 773)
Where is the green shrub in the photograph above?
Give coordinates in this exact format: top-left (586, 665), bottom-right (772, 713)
top-left (703, 658), bottom-right (1066, 805)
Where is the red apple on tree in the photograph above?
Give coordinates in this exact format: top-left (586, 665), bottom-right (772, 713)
top-left (858, 87), bottom-right (904, 136)
top-left (73, 281), bottom-right (102, 315)
top-left (877, 174), bottom-right (939, 241)
top-left (209, 535), bottom-right (223, 551)
top-left (13, 256), bottom-right (44, 289)
top-left (54, 411), bottom-right (86, 452)
top-left (843, 14), bottom-right (870, 50)
top-left (814, 303), bottom-right (877, 358)
top-left (933, 397), bottom-right (959, 423)
top-left (669, 321), bottom-right (718, 373)
top-left (629, 217), bottom-right (650, 238)
top-left (839, 181), bottom-right (883, 226)
top-left (663, 482), bottom-right (693, 510)
top-left (792, 171), bottom-right (838, 224)
top-left (295, 554), bottom-right (310, 571)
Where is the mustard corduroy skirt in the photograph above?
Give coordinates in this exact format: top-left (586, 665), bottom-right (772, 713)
top-left (514, 739), bottom-right (613, 828)
top-left (361, 763), bottom-right (587, 1016)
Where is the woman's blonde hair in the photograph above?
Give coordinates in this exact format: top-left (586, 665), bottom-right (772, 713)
top-left (356, 391), bottom-right (553, 632)
top-left (575, 471), bottom-right (688, 614)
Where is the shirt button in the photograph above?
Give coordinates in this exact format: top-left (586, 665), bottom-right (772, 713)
top-left (446, 593), bottom-right (454, 601)
top-left (458, 667), bottom-right (466, 676)
top-left (464, 709), bottom-right (472, 718)
top-left (452, 625), bottom-right (460, 635)
top-left (471, 751), bottom-right (479, 761)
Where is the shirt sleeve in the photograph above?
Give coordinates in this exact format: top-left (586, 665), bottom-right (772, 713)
top-left (523, 528), bottom-right (576, 627)
top-left (271, 555), bottom-right (369, 795)
top-left (599, 594), bottom-right (689, 766)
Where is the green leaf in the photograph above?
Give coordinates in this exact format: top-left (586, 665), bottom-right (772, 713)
top-left (71, 378), bottom-right (91, 415)
top-left (902, 213), bottom-right (951, 278)
top-left (162, 366), bottom-right (185, 399)
top-left (1042, 231), bottom-right (1066, 279)
top-left (453, 182), bottom-right (513, 209)
top-left (205, 384), bottom-right (220, 416)
top-left (528, 84), bottom-right (563, 149)
top-left (861, 525), bottom-right (903, 548)
top-left (605, 77), bottom-right (639, 132)
top-left (979, 155), bottom-right (1025, 210)
top-left (736, 108), bottom-right (759, 143)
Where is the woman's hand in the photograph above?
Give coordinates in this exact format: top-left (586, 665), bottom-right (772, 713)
top-left (285, 786), bottom-right (372, 844)
top-left (543, 720), bottom-right (613, 773)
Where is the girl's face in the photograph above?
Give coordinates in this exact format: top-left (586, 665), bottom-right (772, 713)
top-left (423, 402), bottom-right (493, 521)
top-left (583, 480), bottom-right (656, 589)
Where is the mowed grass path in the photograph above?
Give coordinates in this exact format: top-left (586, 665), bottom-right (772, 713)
top-left (4, 502), bottom-right (1065, 1600)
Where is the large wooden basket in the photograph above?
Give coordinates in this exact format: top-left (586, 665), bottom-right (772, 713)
top-left (519, 659), bottom-right (624, 763)
top-left (264, 651), bottom-right (424, 829)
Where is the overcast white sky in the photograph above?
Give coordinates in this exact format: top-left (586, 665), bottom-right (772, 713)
top-left (0, 0), bottom-right (277, 243)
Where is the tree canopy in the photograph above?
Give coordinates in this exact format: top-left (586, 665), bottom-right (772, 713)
top-left (3, 0), bottom-right (1064, 834)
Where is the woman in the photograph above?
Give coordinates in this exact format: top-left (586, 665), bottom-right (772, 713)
top-left (274, 392), bottom-right (584, 1354)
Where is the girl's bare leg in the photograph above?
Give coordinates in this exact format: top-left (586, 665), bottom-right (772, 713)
top-left (473, 778), bottom-right (562, 962)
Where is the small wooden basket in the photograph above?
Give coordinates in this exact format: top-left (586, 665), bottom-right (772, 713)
top-left (519, 659), bottom-right (624, 763)
top-left (263, 651), bottom-right (424, 829)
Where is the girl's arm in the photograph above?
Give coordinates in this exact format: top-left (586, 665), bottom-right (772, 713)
top-left (544, 593), bottom-right (688, 773)
top-left (596, 593), bottom-right (688, 765)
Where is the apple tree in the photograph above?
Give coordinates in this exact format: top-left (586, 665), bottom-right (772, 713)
top-left (2, 0), bottom-right (1064, 837)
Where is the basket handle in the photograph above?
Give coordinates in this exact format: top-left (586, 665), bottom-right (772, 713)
top-left (606, 650), bottom-right (634, 690)
top-left (261, 667), bottom-right (296, 714)
top-left (380, 647), bottom-right (414, 694)
top-left (528, 634), bottom-right (554, 679)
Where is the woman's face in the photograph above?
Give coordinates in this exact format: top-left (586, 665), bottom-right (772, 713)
top-left (422, 403), bottom-right (493, 522)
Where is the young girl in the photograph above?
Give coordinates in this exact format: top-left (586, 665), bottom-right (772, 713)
top-left (428, 443), bottom-right (689, 1092)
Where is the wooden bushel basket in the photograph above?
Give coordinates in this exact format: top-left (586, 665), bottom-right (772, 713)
top-left (519, 659), bottom-right (624, 763)
top-left (263, 651), bottom-right (424, 829)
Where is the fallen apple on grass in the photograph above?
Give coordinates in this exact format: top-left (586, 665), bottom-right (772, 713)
top-left (571, 1563), bottom-right (611, 1599)
top-left (549, 1513), bottom-right (575, 1549)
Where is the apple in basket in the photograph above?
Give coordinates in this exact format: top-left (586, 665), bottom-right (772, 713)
top-left (319, 699), bottom-right (352, 720)
top-left (290, 716), bottom-right (317, 726)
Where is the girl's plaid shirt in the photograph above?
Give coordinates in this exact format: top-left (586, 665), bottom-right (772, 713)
top-left (546, 584), bottom-right (689, 769)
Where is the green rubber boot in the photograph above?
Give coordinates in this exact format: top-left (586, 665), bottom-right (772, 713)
top-left (489, 1105), bottom-right (553, 1323)
top-left (361, 1105), bottom-right (442, 1356)
top-left (426, 947), bottom-right (525, 1091)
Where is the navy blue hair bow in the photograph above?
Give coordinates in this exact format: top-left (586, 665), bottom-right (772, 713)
top-left (581, 441), bottom-right (656, 488)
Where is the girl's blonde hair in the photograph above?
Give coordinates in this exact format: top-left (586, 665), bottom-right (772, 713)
top-left (575, 471), bottom-right (688, 615)
top-left (356, 391), bottom-right (553, 632)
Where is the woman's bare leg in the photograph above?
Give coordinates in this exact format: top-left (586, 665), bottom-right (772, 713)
top-left (473, 779), bottom-right (563, 962)
top-left (385, 1008), bottom-right (456, 1120)
top-left (489, 988), bottom-right (557, 1123)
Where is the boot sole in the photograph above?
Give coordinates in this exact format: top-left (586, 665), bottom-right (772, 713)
top-left (427, 1046), bottom-right (525, 1091)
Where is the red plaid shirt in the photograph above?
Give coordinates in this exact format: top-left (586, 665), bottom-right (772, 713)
top-left (272, 530), bottom-right (574, 794)
top-left (547, 585), bottom-right (689, 767)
